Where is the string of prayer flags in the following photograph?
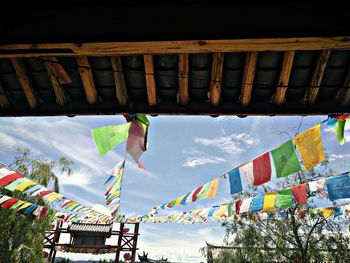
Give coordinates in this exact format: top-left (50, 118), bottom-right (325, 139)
top-left (263, 192), bottom-right (277, 211)
top-left (326, 172), bottom-right (350, 201)
top-left (294, 124), bottom-right (325, 171)
top-left (327, 114), bottom-right (349, 145)
top-left (271, 140), bottom-right (302, 178)
top-left (228, 169), bottom-right (242, 194)
top-left (240, 197), bottom-right (253, 213)
top-left (291, 184), bottom-right (307, 205)
top-left (0, 168), bottom-right (22, 187)
top-left (275, 189), bottom-right (293, 208)
top-left (91, 123), bottom-right (131, 156)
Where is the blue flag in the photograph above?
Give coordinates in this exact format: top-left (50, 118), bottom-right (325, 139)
top-left (326, 172), bottom-right (350, 201)
top-left (251, 195), bottom-right (264, 212)
top-left (228, 169), bottom-right (243, 195)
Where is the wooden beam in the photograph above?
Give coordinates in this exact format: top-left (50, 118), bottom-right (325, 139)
top-left (76, 56), bottom-right (97, 104)
top-left (143, 55), bottom-right (157, 107)
top-left (306, 50), bottom-right (332, 105)
top-left (178, 54), bottom-right (189, 105)
top-left (0, 81), bottom-right (10, 108)
top-left (110, 56), bottom-right (128, 106)
top-left (240, 52), bottom-right (258, 106)
top-left (210, 53), bottom-right (224, 106)
top-left (336, 68), bottom-right (350, 106)
top-left (11, 58), bottom-right (37, 108)
top-left (44, 62), bottom-right (66, 105)
top-left (44, 57), bottom-right (72, 84)
top-left (274, 51), bottom-right (295, 105)
top-left (0, 37), bottom-right (350, 58)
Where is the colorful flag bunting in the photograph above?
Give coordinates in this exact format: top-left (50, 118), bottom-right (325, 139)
top-left (253, 152), bottom-right (272, 186)
top-left (0, 172), bottom-right (22, 187)
top-left (271, 140), bottom-right (302, 178)
top-left (294, 124), bottom-right (325, 171)
top-left (91, 123), bottom-right (131, 156)
top-left (326, 172), bottom-right (350, 201)
top-left (291, 184), bottom-right (307, 205)
top-left (228, 169), bottom-right (242, 194)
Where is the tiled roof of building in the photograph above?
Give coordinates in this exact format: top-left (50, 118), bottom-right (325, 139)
top-left (69, 223), bottom-right (112, 233)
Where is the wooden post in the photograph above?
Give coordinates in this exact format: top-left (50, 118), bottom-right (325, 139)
top-left (144, 55), bottom-right (157, 107)
top-left (210, 53), bottom-right (224, 106)
top-left (131, 223), bottom-right (140, 262)
top-left (178, 54), bottom-right (189, 105)
top-left (240, 52), bottom-right (258, 106)
top-left (115, 223), bottom-right (124, 263)
top-left (49, 219), bottom-right (63, 263)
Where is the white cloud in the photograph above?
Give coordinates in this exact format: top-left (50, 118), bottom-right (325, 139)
top-left (182, 156), bottom-right (226, 167)
top-left (329, 153), bottom-right (350, 162)
top-left (92, 204), bottom-right (111, 216)
top-left (194, 133), bottom-right (260, 155)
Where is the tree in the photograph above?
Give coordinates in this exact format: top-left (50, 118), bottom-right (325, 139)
top-left (217, 125), bottom-right (350, 263)
top-left (0, 146), bottom-right (73, 263)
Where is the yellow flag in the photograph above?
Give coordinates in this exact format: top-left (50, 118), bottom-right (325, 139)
top-left (175, 195), bottom-right (186, 206)
top-left (16, 180), bottom-right (36, 191)
top-left (321, 208), bottom-right (334, 219)
top-left (206, 177), bottom-right (220, 198)
top-left (263, 192), bottom-right (277, 211)
top-left (213, 204), bottom-right (228, 218)
top-left (17, 202), bottom-right (32, 211)
top-left (47, 194), bottom-right (63, 203)
top-left (294, 124), bottom-right (325, 171)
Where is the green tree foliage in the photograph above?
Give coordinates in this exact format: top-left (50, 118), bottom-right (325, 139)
top-left (0, 146), bottom-right (72, 263)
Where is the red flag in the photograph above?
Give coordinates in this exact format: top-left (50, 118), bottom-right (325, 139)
top-left (126, 120), bottom-right (146, 162)
top-left (1, 198), bottom-right (19, 209)
top-left (36, 190), bottom-right (54, 200)
top-left (40, 207), bottom-right (49, 219)
top-left (236, 199), bottom-right (243, 214)
top-left (0, 173), bottom-right (22, 187)
top-left (291, 184), bottom-right (307, 205)
top-left (192, 186), bottom-right (203, 202)
top-left (253, 153), bottom-right (272, 186)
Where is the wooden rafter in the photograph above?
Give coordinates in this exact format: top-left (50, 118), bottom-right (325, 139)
top-left (210, 53), bottom-right (224, 106)
top-left (274, 51), bottom-right (295, 105)
top-left (45, 62), bottom-right (66, 105)
top-left (0, 37), bottom-right (350, 58)
top-left (178, 54), bottom-right (189, 105)
top-left (11, 58), bottom-right (37, 108)
top-left (306, 50), bottom-right (331, 105)
top-left (240, 52), bottom-right (258, 106)
top-left (76, 56), bottom-right (97, 104)
top-left (110, 56), bottom-right (129, 106)
top-left (44, 57), bottom-right (72, 84)
top-left (0, 81), bottom-right (10, 108)
top-left (143, 55), bottom-right (157, 107)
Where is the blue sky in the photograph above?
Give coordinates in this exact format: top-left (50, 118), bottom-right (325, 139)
top-left (0, 115), bottom-right (349, 262)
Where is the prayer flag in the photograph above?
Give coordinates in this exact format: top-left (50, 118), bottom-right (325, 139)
top-left (1, 198), bottom-right (18, 209)
top-left (91, 123), bottom-right (131, 156)
top-left (334, 120), bottom-right (346, 145)
top-left (180, 192), bottom-right (191, 205)
top-left (227, 203), bottom-right (234, 217)
top-left (271, 140), bottom-right (302, 178)
top-left (291, 184), bottom-right (307, 205)
top-left (334, 207), bottom-right (343, 218)
top-left (240, 197), bottom-right (253, 213)
top-left (326, 172), bottom-right (350, 201)
top-left (321, 208), bottom-right (334, 219)
top-left (240, 162), bottom-right (254, 185)
top-left (235, 199), bottom-right (243, 214)
top-left (0, 172), bottom-right (22, 187)
top-left (16, 180), bottom-right (36, 191)
top-left (126, 120), bottom-right (147, 161)
top-left (294, 124), bottom-right (325, 171)
top-left (252, 195), bottom-right (264, 212)
top-left (191, 186), bottom-right (203, 202)
top-left (275, 189), bottom-right (293, 208)
top-left (0, 196), bottom-right (11, 205)
top-left (0, 167), bottom-right (14, 179)
top-left (309, 178), bottom-right (326, 192)
top-left (206, 177), bottom-right (220, 198)
top-left (253, 152), bottom-right (272, 186)
top-left (263, 192), bottom-right (277, 211)
top-left (228, 169), bottom-right (243, 194)
top-left (24, 204), bottom-right (38, 215)
top-left (5, 177), bottom-right (31, 191)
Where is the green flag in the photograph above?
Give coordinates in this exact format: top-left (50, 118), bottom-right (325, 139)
top-left (334, 120), bottom-right (346, 145)
top-left (196, 182), bottom-right (211, 200)
top-left (275, 189), bottom-right (293, 208)
top-left (91, 123), bottom-right (131, 156)
top-left (271, 140), bottom-right (302, 178)
top-left (136, 115), bottom-right (150, 126)
top-left (227, 203), bottom-right (233, 217)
